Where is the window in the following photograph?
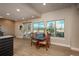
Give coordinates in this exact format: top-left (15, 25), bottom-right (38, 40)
top-left (47, 21), bottom-right (55, 36)
top-left (38, 22), bottom-right (44, 32)
top-left (33, 20), bottom-right (64, 38)
top-left (23, 23), bottom-right (32, 32)
top-left (33, 22), bottom-right (44, 32)
top-left (47, 20), bottom-right (64, 38)
top-left (56, 20), bottom-right (64, 37)
top-left (33, 22), bottom-right (39, 32)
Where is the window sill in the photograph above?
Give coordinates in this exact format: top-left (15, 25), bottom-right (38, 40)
top-left (50, 37), bottom-right (65, 40)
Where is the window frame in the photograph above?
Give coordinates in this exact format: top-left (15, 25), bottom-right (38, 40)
top-left (32, 19), bottom-right (65, 39)
top-left (46, 19), bottom-right (64, 38)
top-left (33, 21), bottom-right (45, 32)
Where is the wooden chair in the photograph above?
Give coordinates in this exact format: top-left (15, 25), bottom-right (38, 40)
top-left (30, 32), bottom-right (36, 46)
top-left (31, 32), bottom-right (50, 51)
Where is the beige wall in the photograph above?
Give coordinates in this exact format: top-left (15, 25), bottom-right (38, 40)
top-left (70, 8), bottom-right (79, 50)
top-left (15, 21), bottom-right (24, 38)
top-left (15, 7), bottom-right (79, 51)
top-left (0, 18), bottom-right (15, 35)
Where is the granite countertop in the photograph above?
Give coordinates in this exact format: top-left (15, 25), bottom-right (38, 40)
top-left (0, 35), bottom-right (13, 39)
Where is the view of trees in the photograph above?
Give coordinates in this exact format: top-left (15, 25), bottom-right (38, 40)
top-left (55, 20), bottom-right (64, 37)
top-left (33, 20), bottom-right (64, 37)
top-left (47, 21), bottom-right (55, 36)
top-left (33, 22), bottom-right (44, 32)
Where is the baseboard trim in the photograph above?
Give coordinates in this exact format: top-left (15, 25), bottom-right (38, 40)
top-left (16, 36), bottom-right (23, 38)
top-left (51, 42), bottom-right (70, 48)
top-left (51, 42), bottom-right (79, 52)
top-left (71, 47), bottom-right (79, 52)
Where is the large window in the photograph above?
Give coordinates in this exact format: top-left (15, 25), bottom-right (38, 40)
top-left (33, 22), bottom-right (39, 32)
top-left (47, 21), bottom-right (55, 36)
top-left (33, 20), bottom-right (64, 38)
top-left (47, 20), bottom-right (64, 37)
top-left (56, 20), bottom-right (64, 37)
top-left (33, 22), bottom-right (44, 32)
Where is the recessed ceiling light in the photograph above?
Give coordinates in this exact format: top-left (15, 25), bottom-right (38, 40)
top-left (43, 3), bottom-right (46, 5)
top-left (6, 13), bottom-right (10, 15)
top-left (16, 9), bottom-right (20, 12)
top-left (32, 16), bottom-right (34, 18)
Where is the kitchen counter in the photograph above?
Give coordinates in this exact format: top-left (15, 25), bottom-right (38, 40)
top-left (0, 35), bottom-right (14, 56)
top-left (0, 35), bottom-right (13, 39)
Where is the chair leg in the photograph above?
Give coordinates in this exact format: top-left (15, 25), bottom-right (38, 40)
top-left (36, 41), bottom-right (39, 49)
top-left (46, 47), bottom-right (48, 51)
top-left (31, 39), bottom-right (32, 46)
top-left (31, 42), bottom-right (32, 46)
top-left (48, 44), bottom-right (50, 48)
top-left (45, 44), bottom-right (48, 51)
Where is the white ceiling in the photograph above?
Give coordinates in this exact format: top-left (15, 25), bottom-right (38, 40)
top-left (0, 3), bottom-right (77, 21)
top-left (28, 3), bottom-right (74, 14)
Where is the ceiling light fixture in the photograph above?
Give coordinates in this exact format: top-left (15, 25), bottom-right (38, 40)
top-left (32, 16), bottom-right (34, 18)
top-left (16, 9), bottom-right (20, 12)
top-left (6, 13), bottom-right (10, 15)
top-left (43, 3), bottom-right (46, 5)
